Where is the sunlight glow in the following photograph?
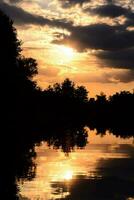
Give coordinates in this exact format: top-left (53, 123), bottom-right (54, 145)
top-left (58, 45), bottom-right (74, 60)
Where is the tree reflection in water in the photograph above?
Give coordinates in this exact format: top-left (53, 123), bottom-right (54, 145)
top-left (44, 126), bottom-right (88, 156)
top-left (44, 139), bottom-right (134, 200)
top-left (18, 127), bottom-right (134, 200)
top-left (0, 124), bottom-right (88, 199)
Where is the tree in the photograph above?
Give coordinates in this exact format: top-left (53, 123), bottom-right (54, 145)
top-left (0, 10), bottom-right (39, 199)
top-left (0, 9), bottom-right (38, 99)
top-left (0, 9), bottom-right (39, 135)
top-left (17, 57), bottom-right (38, 79)
top-left (75, 85), bottom-right (88, 103)
top-left (45, 78), bottom-right (89, 103)
top-left (0, 10), bottom-right (21, 79)
top-left (61, 78), bottom-right (75, 98)
top-left (96, 92), bottom-right (107, 104)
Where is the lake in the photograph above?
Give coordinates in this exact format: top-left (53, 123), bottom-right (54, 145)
top-left (18, 128), bottom-right (134, 200)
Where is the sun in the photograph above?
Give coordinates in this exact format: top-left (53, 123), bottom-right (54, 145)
top-left (51, 45), bottom-right (76, 65)
top-left (63, 170), bottom-right (73, 180)
top-left (58, 45), bottom-right (74, 60)
top-left (62, 46), bottom-right (74, 58)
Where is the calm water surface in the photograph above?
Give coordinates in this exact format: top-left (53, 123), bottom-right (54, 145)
top-left (18, 128), bottom-right (134, 200)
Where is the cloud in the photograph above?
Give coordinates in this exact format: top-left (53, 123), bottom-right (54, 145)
top-left (96, 48), bottom-right (134, 70)
top-left (87, 4), bottom-right (128, 18)
top-left (39, 66), bottom-right (60, 77)
top-left (85, 3), bottom-right (134, 29)
top-left (125, 12), bottom-right (134, 27)
top-left (58, 0), bottom-right (89, 8)
top-left (114, 70), bottom-right (134, 83)
top-left (53, 18), bottom-right (134, 79)
top-left (85, 3), bottom-right (134, 28)
top-left (0, 2), bottom-right (73, 29)
top-left (74, 69), bottom-right (134, 83)
top-left (94, 47), bottom-right (134, 82)
top-left (54, 23), bottom-right (134, 51)
top-left (8, 0), bottom-right (21, 3)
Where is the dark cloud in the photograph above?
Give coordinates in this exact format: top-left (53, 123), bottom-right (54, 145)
top-left (0, 2), bottom-right (73, 29)
top-left (94, 48), bottom-right (134, 82)
top-left (105, 70), bottom-right (134, 83)
top-left (125, 12), bottom-right (134, 27)
top-left (58, 0), bottom-right (89, 8)
top-left (54, 23), bottom-right (134, 51)
top-left (96, 48), bottom-right (134, 70)
top-left (101, 70), bottom-right (134, 83)
top-left (75, 68), bottom-right (134, 83)
top-left (8, 0), bottom-right (21, 3)
top-left (85, 3), bottom-right (134, 29)
top-left (87, 4), bottom-right (128, 18)
top-left (83, 70), bottom-right (134, 83)
top-left (85, 3), bottom-right (134, 31)
top-left (114, 70), bottom-right (134, 83)
top-left (53, 20), bottom-right (134, 82)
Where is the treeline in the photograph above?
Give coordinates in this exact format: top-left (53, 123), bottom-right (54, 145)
top-left (1, 9), bottom-right (134, 135)
top-left (36, 79), bottom-right (134, 131)
top-left (87, 90), bottom-right (134, 130)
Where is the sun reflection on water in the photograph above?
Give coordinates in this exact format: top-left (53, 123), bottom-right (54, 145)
top-left (18, 130), bottom-right (134, 200)
top-left (63, 170), bottom-right (73, 181)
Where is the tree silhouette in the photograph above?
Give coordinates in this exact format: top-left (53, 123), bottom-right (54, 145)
top-left (17, 56), bottom-right (38, 79)
top-left (45, 78), bottom-right (88, 102)
top-left (0, 9), bottom-right (39, 130)
top-left (61, 78), bottom-right (75, 98)
top-left (75, 85), bottom-right (88, 103)
top-left (0, 9), bottom-right (38, 88)
top-left (0, 10), bottom-right (20, 86)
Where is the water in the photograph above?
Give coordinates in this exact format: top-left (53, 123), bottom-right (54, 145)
top-left (18, 128), bottom-right (134, 200)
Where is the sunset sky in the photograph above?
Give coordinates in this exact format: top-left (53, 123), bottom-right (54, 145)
top-left (1, 0), bottom-right (134, 96)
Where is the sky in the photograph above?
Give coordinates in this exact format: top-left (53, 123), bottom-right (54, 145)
top-left (1, 0), bottom-right (134, 96)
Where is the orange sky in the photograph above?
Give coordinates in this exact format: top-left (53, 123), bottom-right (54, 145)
top-left (1, 0), bottom-right (134, 97)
